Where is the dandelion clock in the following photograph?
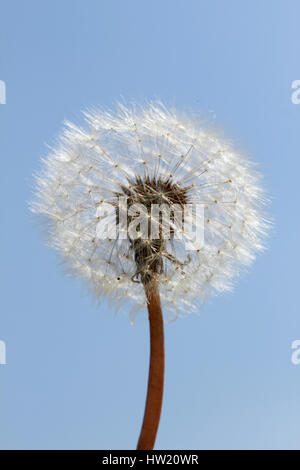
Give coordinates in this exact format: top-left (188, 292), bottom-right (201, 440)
top-left (31, 102), bottom-right (269, 449)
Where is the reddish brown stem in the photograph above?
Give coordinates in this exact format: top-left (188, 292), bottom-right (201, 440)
top-left (136, 280), bottom-right (165, 450)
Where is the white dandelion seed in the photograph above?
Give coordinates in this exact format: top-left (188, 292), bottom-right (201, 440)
top-left (31, 102), bottom-right (269, 449)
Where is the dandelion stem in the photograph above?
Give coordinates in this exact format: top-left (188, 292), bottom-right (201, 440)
top-left (137, 280), bottom-right (165, 450)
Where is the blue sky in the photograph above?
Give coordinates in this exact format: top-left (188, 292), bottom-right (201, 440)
top-left (0, 0), bottom-right (300, 450)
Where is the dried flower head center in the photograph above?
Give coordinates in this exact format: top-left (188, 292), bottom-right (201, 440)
top-left (116, 175), bottom-right (191, 285)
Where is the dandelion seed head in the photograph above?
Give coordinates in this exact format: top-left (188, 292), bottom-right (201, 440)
top-left (31, 102), bottom-right (269, 320)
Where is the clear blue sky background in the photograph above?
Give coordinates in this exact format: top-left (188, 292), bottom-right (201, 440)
top-left (0, 0), bottom-right (300, 450)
